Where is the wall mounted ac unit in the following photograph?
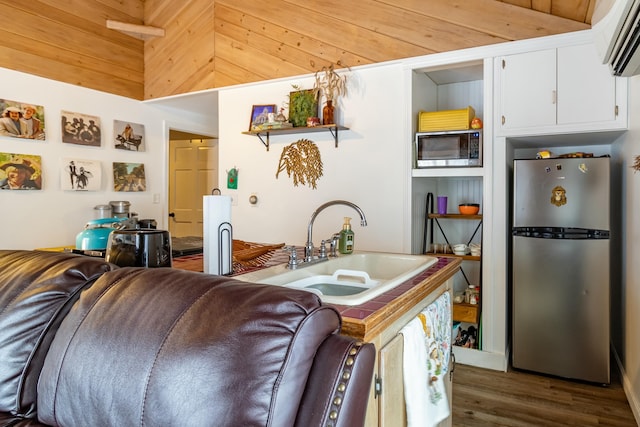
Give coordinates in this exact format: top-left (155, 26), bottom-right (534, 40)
top-left (592, 0), bottom-right (640, 76)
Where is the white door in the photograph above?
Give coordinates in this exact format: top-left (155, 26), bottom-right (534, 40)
top-left (168, 138), bottom-right (218, 237)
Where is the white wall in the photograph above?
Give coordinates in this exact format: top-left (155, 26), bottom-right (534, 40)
top-left (0, 68), bottom-right (205, 250)
top-left (217, 64), bottom-right (410, 252)
top-left (617, 75), bottom-right (640, 421)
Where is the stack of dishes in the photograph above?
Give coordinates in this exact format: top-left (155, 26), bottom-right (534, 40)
top-left (453, 244), bottom-right (469, 255)
top-left (470, 243), bottom-right (481, 256)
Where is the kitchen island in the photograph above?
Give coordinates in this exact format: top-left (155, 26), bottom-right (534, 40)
top-left (174, 249), bottom-right (460, 427)
top-left (173, 250), bottom-right (460, 341)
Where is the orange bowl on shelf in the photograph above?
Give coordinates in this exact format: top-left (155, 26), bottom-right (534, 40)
top-left (459, 203), bottom-right (480, 215)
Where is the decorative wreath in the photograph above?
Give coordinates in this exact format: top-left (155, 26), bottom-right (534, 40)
top-left (276, 138), bottom-right (323, 189)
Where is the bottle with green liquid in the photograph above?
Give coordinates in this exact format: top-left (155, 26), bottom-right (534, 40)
top-left (338, 217), bottom-right (354, 254)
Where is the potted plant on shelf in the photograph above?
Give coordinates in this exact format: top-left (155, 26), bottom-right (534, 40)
top-left (313, 64), bottom-right (348, 125)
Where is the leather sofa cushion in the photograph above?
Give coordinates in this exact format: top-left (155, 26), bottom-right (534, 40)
top-left (0, 250), bottom-right (115, 418)
top-left (38, 267), bottom-right (341, 427)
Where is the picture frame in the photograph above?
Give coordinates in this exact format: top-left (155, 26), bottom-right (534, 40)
top-left (112, 162), bottom-right (146, 192)
top-left (62, 158), bottom-right (101, 191)
top-left (249, 104), bottom-right (276, 131)
top-left (0, 152), bottom-right (42, 190)
top-left (288, 90), bottom-right (318, 127)
top-left (114, 120), bottom-right (145, 151)
top-left (0, 99), bottom-right (46, 140)
top-left (61, 110), bottom-right (101, 147)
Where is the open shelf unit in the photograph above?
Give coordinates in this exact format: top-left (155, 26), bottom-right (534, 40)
top-left (409, 59), bottom-right (486, 353)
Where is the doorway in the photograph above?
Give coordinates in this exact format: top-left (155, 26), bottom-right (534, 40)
top-left (168, 130), bottom-right (218, 238)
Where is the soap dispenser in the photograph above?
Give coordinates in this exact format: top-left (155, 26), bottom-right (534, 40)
top-left (338, 217), bottom-right (354, 254)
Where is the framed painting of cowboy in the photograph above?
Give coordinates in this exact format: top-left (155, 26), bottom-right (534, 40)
top-left (0, 99), bottom-right (46, 140)
top-left (0, 152), bottom-right (42, 190)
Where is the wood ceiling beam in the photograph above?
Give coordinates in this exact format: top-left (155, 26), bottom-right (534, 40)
top-left (106, 19), bottom-right (165, 40)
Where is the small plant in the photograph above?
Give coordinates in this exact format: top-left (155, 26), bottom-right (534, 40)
top-left (313, 64), bottom-right (349, 102)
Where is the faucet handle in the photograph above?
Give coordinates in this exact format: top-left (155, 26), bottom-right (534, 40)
top-left (284, 246), bottom-right (299, 269)
top-left (318, 240), bottom-right (328, 259)
top-left (329, 233), bottom-right (340, 257)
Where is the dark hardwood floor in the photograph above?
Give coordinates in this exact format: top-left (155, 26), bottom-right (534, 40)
top-left (452, 363), bottom-right (637, 426)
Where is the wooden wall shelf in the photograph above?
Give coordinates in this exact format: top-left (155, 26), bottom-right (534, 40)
top-left (428, 213), bottom-right (482, 220)
top-left (426, 253), bottom-right (481, 261)
top-left (242, 124), bottom-right (348, 151)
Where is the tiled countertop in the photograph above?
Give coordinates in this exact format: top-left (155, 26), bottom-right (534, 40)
top-left (335, 256), bottom-right (460, 341)
top-left (173, 250), bottom-right (461, 342)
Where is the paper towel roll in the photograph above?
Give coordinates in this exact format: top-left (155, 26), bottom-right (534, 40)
top-left (203, 195), bottom-right (232, 275)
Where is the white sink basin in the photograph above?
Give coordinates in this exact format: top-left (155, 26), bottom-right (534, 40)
top-left (243, 251), bottom-right (438, 306)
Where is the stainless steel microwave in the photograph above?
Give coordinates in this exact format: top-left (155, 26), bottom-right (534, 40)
top-left (415, 130), bottom-right (482, 168)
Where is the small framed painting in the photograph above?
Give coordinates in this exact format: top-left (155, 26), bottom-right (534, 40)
top-left (0, 99), bottom-right (46, 140)
top-left (61, 111), bottom-right (101, 146)
top-left (288, 89), bottom-right (317, 127)
top-left (0, 152), bottom-right (42, 190)
top-left (62, 158), bottom-right (101, 191)
top-left (114, 120), bottom-right (145, 151)
top-left (113, 162), bottom-right (146, 192)
top-left (249, 104), bottom-right (276, 131)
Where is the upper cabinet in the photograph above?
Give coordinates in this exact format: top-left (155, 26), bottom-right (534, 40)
top-left (496, 43), bottom-right (627, 136)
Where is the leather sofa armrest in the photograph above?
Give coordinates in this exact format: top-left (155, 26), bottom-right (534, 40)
top-left (295, 334), bottom-right (375, 427)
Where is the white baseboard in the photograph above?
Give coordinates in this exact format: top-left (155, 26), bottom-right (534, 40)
top-left (452, 346), bottom-right (507, 371)
top-left (613, 348), bottom-right (640, 425)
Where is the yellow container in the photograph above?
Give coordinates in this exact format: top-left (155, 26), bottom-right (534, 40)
top-left (418, 106), bottom-right (475, 132)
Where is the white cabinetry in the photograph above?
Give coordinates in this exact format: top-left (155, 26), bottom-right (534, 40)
top-left (496, 43), bottom-right (627, 136)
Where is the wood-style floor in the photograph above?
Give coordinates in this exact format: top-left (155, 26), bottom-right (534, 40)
top-left (452, 363), bottom-right (637, 426)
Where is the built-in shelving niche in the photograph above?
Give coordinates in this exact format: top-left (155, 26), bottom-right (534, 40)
top-left (409, 60), bottom-right (486, 354)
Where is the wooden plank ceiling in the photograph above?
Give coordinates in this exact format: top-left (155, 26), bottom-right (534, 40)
top-left (0, 0), bottom-right (595, 100)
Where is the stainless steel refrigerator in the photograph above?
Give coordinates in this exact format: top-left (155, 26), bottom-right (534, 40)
top-left (511, 157), bottom-right (610, 384)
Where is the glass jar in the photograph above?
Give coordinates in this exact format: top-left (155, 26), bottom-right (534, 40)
top-left (466, 285), bottom-right (480, 304)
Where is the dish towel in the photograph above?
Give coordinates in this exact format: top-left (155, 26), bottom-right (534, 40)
top-left (401, 291), bottom-right (451, 427)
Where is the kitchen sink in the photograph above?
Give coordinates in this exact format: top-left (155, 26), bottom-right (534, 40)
top-left (238, 251), bottom-right (438, 306)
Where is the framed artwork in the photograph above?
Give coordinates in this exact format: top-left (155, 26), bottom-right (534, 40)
top-left (0, 99), bottom-right (46, 140)
top-left (114, 120), bottom-right (145, 151)
top-left (288, 90), bottom-right (317, 127)
top-left (0, 152), bottom-right (42, 190)
top-left (61, 110), bottom-right (101, 146)
top-left (113, 162), bottom-right (146, 192)
top-left (62, 158), bottom-right (101, 191)
top-left (249, 104), bottom-right (276, 131)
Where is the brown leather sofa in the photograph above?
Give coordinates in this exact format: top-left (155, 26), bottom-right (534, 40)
top-left (0, 250), bottom-right (374, 427)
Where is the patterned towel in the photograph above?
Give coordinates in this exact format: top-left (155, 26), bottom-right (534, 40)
top-left (401, 291), bottom-right (451, 427)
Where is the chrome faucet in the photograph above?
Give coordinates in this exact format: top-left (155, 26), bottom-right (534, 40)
top-left (304, 200), bottom-right (368, 263)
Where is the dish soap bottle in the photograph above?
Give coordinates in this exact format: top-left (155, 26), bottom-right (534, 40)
top-left (338, 217), bottom-right (354, 254)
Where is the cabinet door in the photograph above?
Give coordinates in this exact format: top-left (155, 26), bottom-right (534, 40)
top-left (379, 334), bottom-right (406, 426)
top-left (498, 49), bottom-right (557, 131)
top-left (378, 332), bottom-right (453, 427)
top-left (557, 44), bottom-right (617, 125)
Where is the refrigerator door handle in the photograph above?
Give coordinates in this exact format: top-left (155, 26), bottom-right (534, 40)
top-left (512, 227), bottom-right (610, 239)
